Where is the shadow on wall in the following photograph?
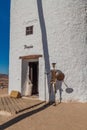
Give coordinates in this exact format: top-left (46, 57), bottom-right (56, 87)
top-left (85, 4), bottom-right (87, 44)
top-left (56, 70), bottom-right (74, 103)
top-left (37, 0), bottom-right (74, 102)
top-left (37, 0), bottom-right (51, 100)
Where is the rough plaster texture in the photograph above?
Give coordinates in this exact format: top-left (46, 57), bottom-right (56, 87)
top-left (9, 0), bottom-right (87, 102)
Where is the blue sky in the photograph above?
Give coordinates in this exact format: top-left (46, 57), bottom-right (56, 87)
top-left (0, 0), bottom-right (10, 74)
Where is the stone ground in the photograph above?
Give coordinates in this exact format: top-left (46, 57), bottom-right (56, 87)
top-left (0, 88), bottom-right (87, 130)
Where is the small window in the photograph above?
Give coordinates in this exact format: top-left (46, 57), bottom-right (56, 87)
top-left (26, 26), bottom-right (33, 35)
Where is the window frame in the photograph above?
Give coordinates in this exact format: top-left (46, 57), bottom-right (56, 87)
top-left (26, 26), bottom-right (33, 35)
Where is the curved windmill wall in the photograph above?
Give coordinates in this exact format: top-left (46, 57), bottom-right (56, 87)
top-left (9, 0), bottom-right (87, 102)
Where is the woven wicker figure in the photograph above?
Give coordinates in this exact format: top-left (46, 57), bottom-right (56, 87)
top-left (50, 63), bottom-right (57, 94)
top-left (50, 63), bottom-right (65, 104)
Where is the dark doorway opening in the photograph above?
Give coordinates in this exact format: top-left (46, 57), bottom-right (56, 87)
top-left (29, 62), bottom-right (39, 95)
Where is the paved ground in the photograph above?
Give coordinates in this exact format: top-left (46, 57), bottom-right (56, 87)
top-left (0, 96), bottom-right (42, 114)
top-left (0, 102), bottom-right (87, 130)
top-left (0, 88), bottom-right (87, 130)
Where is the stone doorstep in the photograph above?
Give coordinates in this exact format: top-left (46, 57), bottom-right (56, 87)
top-left (22, 95), bottom-right (39, 100)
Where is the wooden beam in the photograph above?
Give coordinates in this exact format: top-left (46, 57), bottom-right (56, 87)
top-left (19, 54), bottom-right (42, 60)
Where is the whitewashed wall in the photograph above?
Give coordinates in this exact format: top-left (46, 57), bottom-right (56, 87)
top-left (9, 0), bottom-right (87, 102)
top-left (9, 0), bottom-right (44, 97)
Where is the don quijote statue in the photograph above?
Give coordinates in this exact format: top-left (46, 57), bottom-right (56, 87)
top-left (50, 63), bottom-right (65, 105)
top-left (50, 63), bottom-right (57, 94)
